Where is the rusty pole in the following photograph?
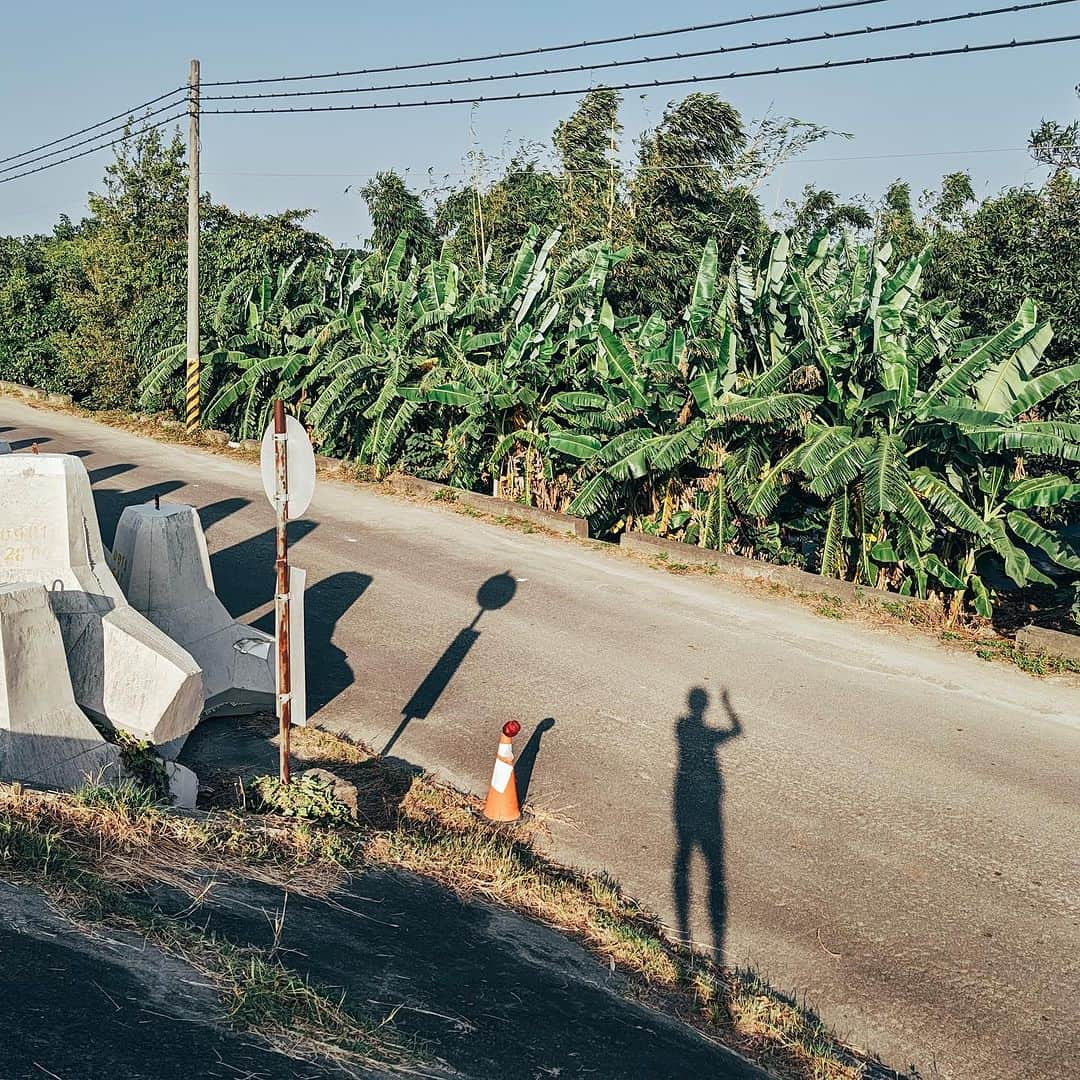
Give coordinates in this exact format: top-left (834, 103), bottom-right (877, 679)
top-left (273, 399), bottom-right (292, 784)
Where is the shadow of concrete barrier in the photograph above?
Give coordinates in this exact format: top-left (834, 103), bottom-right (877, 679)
top-left (0, 583), bottom-right (119, 791)
top-left (0, 454), bottom-right (203, 748)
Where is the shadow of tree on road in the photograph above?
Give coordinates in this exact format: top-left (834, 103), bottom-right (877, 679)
top-left (210, 520), bottom-right (318, 620)
top-left (672, 686), bottom-right (742, 963)
top-left (198, 497), bottom-right (251, 532)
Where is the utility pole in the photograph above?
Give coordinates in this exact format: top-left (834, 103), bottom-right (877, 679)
top-left (185, 59), bottom-right (201, 435)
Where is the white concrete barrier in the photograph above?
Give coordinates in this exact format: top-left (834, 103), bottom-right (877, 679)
top-left (0, 583), bottom-right (120, 791)
top-left (111, 503), bottom-right (277, 720)
top-left (0, 454), bottom-right (203, 747)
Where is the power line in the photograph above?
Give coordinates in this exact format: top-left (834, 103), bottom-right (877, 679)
top-left (0, 113), bottom-right (187, 186)
top-left (0, 96), bottom-right (189, 178)
top-left (0, 86), bottom-right (185, 168)
top-left (201, 0), bottom-right (898, 88)
top-left (203, 0), bottom-right (1080, 104)
top-left (202, 34), bottom-right (1080, 117)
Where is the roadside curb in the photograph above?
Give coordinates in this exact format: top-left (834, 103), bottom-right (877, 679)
top-left (620, 531), bottom-right (930, 613)
top-left (0, 380), bottom-right (70, 406)
top-left (384, 472), bottom-right (590, 538)
top-left (1015, 623), bottom-right (1080, 662)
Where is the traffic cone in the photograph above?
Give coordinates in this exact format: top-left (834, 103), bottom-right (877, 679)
top-left (483, 720), bottom-right (521, 822)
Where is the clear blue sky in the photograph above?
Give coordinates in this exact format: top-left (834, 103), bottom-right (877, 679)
top-left (1, 0), bottom-right (1078, 245)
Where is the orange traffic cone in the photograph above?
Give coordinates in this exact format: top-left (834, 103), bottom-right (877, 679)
top-left (483, 720), bottom-right (521, 822)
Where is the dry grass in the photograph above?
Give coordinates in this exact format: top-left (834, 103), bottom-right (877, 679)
top-left (0, 783), bottom-right (418, 1075)
top-left (0, 722), bottom-right (904, 1080)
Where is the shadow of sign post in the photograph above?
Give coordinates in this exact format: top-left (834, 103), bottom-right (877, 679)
top-left (383, 572), bottom-right (516, 756)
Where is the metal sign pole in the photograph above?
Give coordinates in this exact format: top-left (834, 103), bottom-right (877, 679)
top-left (273, 399), bottom-right (292, 784)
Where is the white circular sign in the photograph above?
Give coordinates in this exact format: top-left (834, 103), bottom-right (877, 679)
top-left (260, 414), bottom-right (316, 519)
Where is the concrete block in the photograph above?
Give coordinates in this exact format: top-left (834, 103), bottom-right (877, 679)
top-left (0, 584), bottom-right (120, 791)
top-left (0, 454), bottom-right (203, 747)
top-left (111, 503), bottom-right (276, 719)
top-left (1015, 624), bottom-right (1080, 663)
top-left (0, 442), bottom-right (10, 455)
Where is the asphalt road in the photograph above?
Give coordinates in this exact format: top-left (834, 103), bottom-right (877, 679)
top-left (2, 399), bottom-right (1078, 1080)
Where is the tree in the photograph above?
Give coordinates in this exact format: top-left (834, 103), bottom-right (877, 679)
top-left (553, 88), bottom-right (624, 247)
top-left (360, 171), bottom-right (436, 264)
top-left (925, 169), bottom-right (1080, 423)
top-left (48, 123), bottom-right (188, 406)
top-left (619, 94), bottom-right (765, 318)
top-left (0, 230), bottom-right (73, 392)
top-left (436, 157), bottom-right (562, 281)
top-left (788, 185), bottom-right (872, 237)
top-left (1030, 82), bottom-right (1080, 171)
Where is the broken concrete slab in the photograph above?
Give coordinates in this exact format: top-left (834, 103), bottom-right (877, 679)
top-left (0, 454), bottom-right (203, 747)
top-left (0, 583), bottom-right (120, 791)
top-left (111, 503), bottom-right (276, 721)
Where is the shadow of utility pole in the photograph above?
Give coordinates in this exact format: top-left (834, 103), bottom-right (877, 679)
top-left (382, 572), bottom-right (517, 756)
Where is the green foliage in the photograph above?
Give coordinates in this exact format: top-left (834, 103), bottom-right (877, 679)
top-left (0, 123), bottom-right (328, 409)
top-left (251, 774), bottom-right (354, 826)
top-left (5, 92), bottom-right (1080, 625)
top-left (73, 779), bottom-right (160, 815)
top-left (158, 216), bottom-right (1080, 622)
top-left (115, 731), bottom-right (170, 802)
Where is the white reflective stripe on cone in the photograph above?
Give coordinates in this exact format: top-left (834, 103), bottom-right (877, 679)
top-left (490, 757), bottom-right (514, 794)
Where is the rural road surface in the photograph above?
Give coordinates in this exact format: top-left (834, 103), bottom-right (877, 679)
top-left (2, 399), bottom-right (1077, 1080)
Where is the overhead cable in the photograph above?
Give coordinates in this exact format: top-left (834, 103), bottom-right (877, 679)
top-left (201, 0), bottom-right (898, 87)
top-left (0, 86), bottom-right (186, 168)
top-left (0, 96), bottom-right (190, 177)
top-left (0, 113), bottom-right (187, 185)
top-left (202, 34), bottom-right (1080, 117)
top-left (203, 1), bottom-right (1080, 103)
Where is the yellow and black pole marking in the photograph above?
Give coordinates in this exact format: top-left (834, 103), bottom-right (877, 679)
top-left (185, 58), bottom-right (201, 435)
top-left (185, 361), bottom-right (200, 434)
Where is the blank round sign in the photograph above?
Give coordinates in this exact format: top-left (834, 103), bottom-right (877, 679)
top-left (260, 414), bottom-right (316, 519)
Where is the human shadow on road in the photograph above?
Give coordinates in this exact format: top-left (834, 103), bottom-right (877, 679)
top-left (515, 717), bottom-right (555, 805)
top-left (672, 686), bottom-right (742, 963)
top-left (382, 572), bottom-right (516, 756)
top-left (9, 437), bottom-right (52, 450)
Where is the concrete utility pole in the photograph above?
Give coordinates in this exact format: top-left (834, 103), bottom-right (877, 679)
top-left (185, 59), bottom-right (200, 435)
